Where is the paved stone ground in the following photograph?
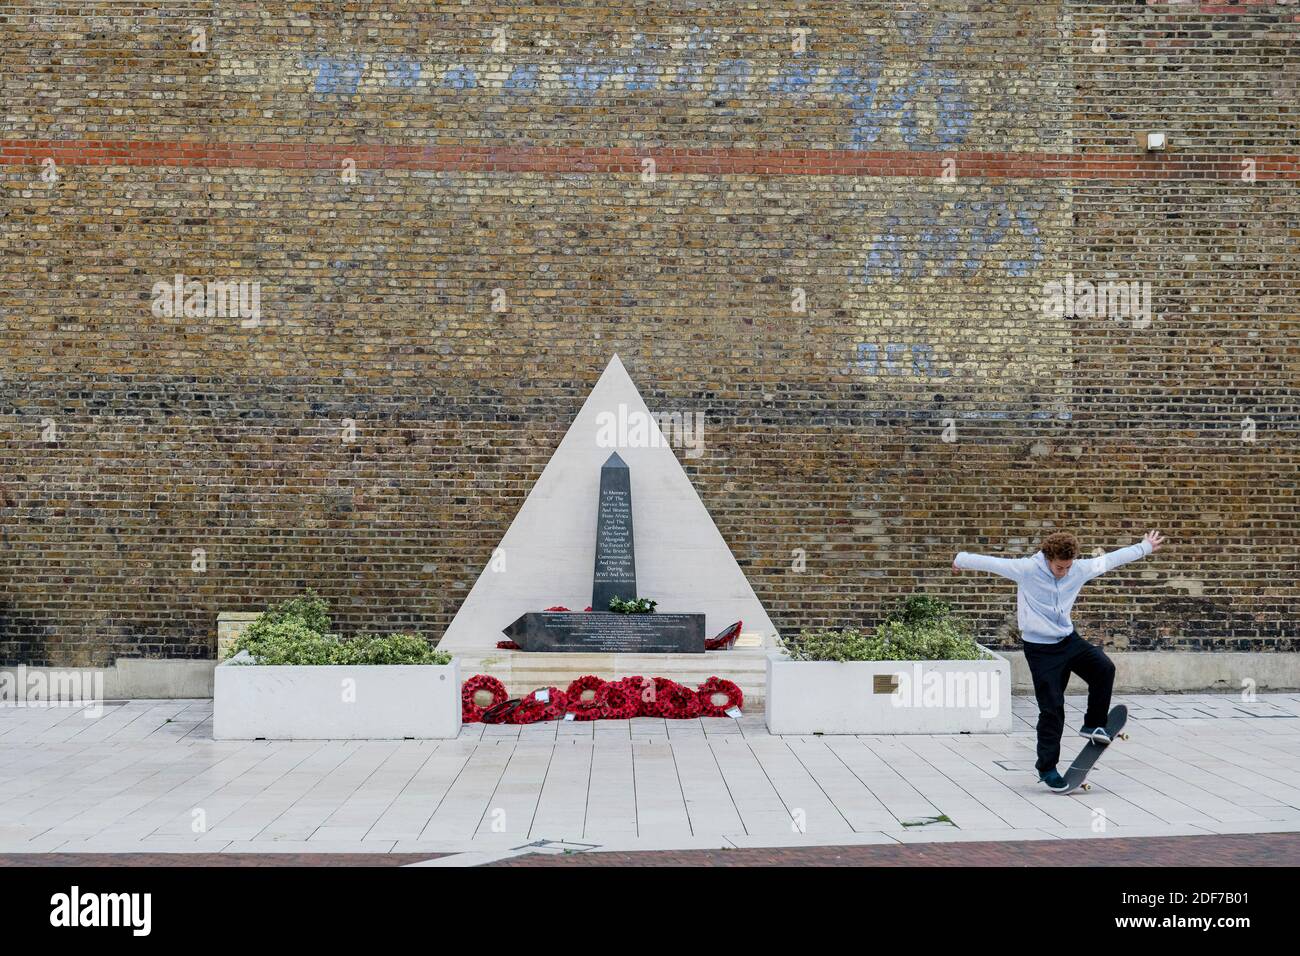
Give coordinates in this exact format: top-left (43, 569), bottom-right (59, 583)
top-left (1, 693), bottom-right (1297, 858)
top-left (489, 832), bottom-right (1300, 866)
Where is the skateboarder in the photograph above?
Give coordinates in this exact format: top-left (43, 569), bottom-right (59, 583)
top-left (952, 530), bottom-right (1165, 792)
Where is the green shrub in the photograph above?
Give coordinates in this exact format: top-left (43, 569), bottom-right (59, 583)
top-left (883, 594), bottom-right (953, 627)
top-left (228, 592), bottom-right (450, 665)
top-left (341, 634), bottom-right (452, 666)
top-left (237, 590), bottom-right (332, 647)
top-left (873, 619), bottom-right (982, 661)
top-left (781, 593), bottom-right (983, 662)
top-left (781, 626), bottom-right (880, 662)
top-left (232, 620), bottom-right (348, 665)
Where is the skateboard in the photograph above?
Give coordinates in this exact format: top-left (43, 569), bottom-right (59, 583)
top-left (1060, 704), bottom-right (1129, 794)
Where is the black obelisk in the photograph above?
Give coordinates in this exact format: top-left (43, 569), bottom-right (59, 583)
top-left (591, 452), bottom-right (637, 611)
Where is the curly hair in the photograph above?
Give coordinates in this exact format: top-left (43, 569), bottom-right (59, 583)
top-left (1040, 531), bottom-right (1079, 561)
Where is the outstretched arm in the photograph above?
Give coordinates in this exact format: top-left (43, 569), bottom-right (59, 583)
top-left (1078, 530), bottom-right (1165, 579)
top-left (951, 551), bottom-right (1035, 582)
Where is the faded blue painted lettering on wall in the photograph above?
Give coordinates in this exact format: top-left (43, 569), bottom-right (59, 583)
top-left (862, 200), bottom-right (1045, 282)
top-left (297, 16), bottom-right (978, 150)
top-left (855, 343), bottom-right (951, 377)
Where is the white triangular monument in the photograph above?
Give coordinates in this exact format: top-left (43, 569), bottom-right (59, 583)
top-left (439, 355), bottom-right (778, 652)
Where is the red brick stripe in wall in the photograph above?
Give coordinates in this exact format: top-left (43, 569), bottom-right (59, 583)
top-left (2, 141), bottom-right (1297, 180)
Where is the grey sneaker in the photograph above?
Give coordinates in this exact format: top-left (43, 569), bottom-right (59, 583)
top-left (1039, 769), bottom-right (1070, 793)
top-left (1078, 725), bottom-right (1112, 744)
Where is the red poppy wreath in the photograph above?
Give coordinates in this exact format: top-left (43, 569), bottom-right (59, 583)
top-left (511, 686), bottom-right (568, 724)
top-left (643, 676), bottom-right (685, 717)
top-left (696, 676), bottom-right (743, 717)
top-left (597, 681), bottom-right (639, 720)
top-left (461, 674), bottom-right (508, 723)
top-left (618, 675), bottom-right (656, 716)
top-left (565, 675), bottom-right (606, 720)
top-left (660, 681), bottom-right (703, 719)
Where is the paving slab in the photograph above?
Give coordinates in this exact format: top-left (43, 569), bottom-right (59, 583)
top-left (1, 694), bottom-right (1297, 857)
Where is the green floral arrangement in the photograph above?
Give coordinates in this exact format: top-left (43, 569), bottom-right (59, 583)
top-left (608, 596), bottom-right (658, 614)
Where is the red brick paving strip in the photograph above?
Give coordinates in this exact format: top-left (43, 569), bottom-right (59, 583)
top-left (487, 833), bottom-right (1300, 866)
top-left (0, 834), bottom-right (1293, 866)
top-left (0, 853), bottom-right (444, 867)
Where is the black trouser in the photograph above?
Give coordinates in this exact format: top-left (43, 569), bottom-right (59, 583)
top-left (1023, 631), bottom-right (1116, 774)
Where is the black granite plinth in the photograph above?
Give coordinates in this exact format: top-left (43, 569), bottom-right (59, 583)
top-left (502, 612), bottom-right (706, 653)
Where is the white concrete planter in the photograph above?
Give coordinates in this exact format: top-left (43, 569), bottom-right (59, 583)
top-left (214, 659), bottom-right (461, 740)
top-left (765, 646), bottom-right (1012, 735)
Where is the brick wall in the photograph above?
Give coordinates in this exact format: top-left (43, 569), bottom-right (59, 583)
top-left (1, 1), bottom-right (1296, 666)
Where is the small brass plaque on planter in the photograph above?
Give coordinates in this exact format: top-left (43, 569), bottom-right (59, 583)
top-left (873, 674), bottom-right (900, 694)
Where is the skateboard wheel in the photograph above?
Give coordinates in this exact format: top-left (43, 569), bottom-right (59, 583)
top-left (1081, 783), bottom-right (1092, 792)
